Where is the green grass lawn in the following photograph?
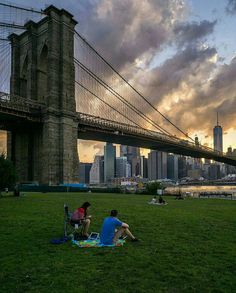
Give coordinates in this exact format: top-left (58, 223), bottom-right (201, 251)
top-left (1, 193), bottom-right (236, 293)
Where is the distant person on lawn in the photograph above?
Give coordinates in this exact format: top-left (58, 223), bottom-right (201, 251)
top-left (100, 210), bottom-right (138, 245)
top-left (71, 202), bottom-right (91, 238)
top-left (150, 195), bottom-right (158, 204)
top-left (158, 195), bottom-right (166, 204)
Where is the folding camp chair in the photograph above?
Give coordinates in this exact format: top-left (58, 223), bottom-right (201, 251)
top-left (63, 204), bottom-right (83, 238)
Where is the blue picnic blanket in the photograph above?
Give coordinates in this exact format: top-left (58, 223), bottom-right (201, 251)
top-left (72, 239), bottom-right (125, 248)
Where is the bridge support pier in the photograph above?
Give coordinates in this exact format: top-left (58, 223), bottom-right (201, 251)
top-left (40, 115), bottom-right (79, 185)
top-left (7, 127), bottom-right (37, 182)
top-left (7, 116), bottom-right (79, 184)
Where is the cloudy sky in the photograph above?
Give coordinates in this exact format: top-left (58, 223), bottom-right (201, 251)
top-left (0, 0), bottom-right (236, 162)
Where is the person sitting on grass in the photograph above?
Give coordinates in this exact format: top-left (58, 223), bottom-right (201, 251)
top-left (150, 195), bottom-right (158, 204)
top-left (158, 195), bottom-right (166, 205)
top-left (175, 193), bottom-right (184, 200)
top-left (100, 209), bottom-right (138, 245)
top-left (71, 202), bottom-right (91, 238)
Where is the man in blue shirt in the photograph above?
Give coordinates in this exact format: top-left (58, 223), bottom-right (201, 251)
top-left (100, 210), bottom-right (138, 245)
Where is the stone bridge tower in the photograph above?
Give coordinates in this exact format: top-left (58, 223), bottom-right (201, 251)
top-left (7, 5), bottom-right (79, 184)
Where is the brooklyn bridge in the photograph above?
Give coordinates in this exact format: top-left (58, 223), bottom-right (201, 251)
top-left (0, 3), bottom-right (235, 184)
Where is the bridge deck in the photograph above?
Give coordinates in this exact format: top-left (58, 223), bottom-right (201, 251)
top-left (0, 93), bottom-right (43, 126)
top-left (77, 113), bottom-right (236, 166)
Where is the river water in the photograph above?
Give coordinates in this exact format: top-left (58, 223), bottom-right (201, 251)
top-left (166, 185), bottom-right (236, 197)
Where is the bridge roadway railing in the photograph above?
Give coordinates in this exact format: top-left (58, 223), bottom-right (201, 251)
top-left (0, 92), bottom-right (43, 120)
top-left (77, 112), bottom-right (227, 158)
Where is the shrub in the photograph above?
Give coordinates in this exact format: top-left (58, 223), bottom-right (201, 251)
top-left (146, 181), bottom-right (163, 195)
top-left (0, 153), bottom-right (17, 192)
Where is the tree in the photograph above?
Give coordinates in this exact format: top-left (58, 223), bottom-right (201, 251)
top-left (146, 181), bottom-right (163, 195)
top-left (0, 153), bottom-right (17, 193)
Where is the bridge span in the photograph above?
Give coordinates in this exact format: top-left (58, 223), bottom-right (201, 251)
top-left (77, 113), bottom-right (236, 166)
top-left (1, 94), bottom-right (236, 166)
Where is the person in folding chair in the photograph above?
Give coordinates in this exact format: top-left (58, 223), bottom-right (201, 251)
top-left (71, 202), bottom-right (92, 239)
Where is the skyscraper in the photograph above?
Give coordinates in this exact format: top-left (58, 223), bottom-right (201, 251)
top-left (167, 154), bottom-right (178, 181)
top-left (148, 151), bottom-right (167, 180)
top-left (120, 145), bottom-right (128, 157)
top-left (79, 163), bottom-right (92, 184)
top-left (104, 143), bottom-right (116, 182)
top-left (140, 156), bottom-right (148, 178)
top-left (213, 112), bottom-right (223, 152)
top-left (131, 157), bottom-right (141, 177)
top-left (208, 164), bottom-right (221, 180)
top-left (178, 156), bottom-right (187, 179)
top-left (126, 162), bottom-right (131, 178)
top-left (89, 155), bottom-right (104, 184)
top-left (116, 157), bottom-right (127, 178)
top-left (120, 145), bottom-right (140, 176)
top-left (120, 145), bottom-right (140, 159)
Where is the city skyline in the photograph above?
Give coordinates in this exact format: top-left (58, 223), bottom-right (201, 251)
top-left (80, 142), bottom-right (236, 184)
top-left (0, 0), bottom-right (236, 161)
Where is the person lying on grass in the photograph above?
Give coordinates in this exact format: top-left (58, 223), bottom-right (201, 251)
top-left (100, 209), bottom-right (138, 245)
top-left (71, 202), bottom-right (91, 238)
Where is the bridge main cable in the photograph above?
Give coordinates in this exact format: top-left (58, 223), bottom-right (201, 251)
top-left (0, 2), bottom-right (45, 15)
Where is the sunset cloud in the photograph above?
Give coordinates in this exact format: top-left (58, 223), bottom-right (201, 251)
top-left (173, 20), bottom-right (217, 48)
top-left (74, 0), bottom-right (188, 69)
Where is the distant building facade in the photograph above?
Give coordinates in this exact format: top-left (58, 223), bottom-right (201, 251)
top-left (104, 143), bottom-right (116, 182)
top-left (187, 169), bottom-right (202, 179)
top-left (89, 155), bottom-right (104, 184)
top-left (131, 157), bottom-right (141, 177)
top-left (79, 163), bottom-right (92, 184)
top-left (208, 164), bottom-right (221, 180)
top-left (120, 145), bottom-right (140, 175)
top-left (140, 156), bottom-right (148, 178)
top-left (126, 162), bottom-right (131, 178)
top-left (116, 157), bottom-right (127, 178)
top-left (202, 163), bottom-right (210, 179)
top-left (167, 154), bottom-right (178, 181)
top-left (178, 156), bottom-right (187, 179)
top-left (148, 151), bottom-right (167, 180)
top-left (120, 145), bottom-right (140, 160)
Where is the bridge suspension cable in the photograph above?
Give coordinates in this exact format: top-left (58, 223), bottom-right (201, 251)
top-left (0, 1), bottom-right (45, 39)
top-left (0, 41), bottom-right (11, 92)
top-left (74, 30), bottom-right (195, 143)
top-left (0, 21), bottom-right (24, 29)
top-left (0, 2), bottom-right (45, 15)
top-left (74, 57), bottom-right (172, 136)
top-left (0, 1), bottom-right (45, 93)
top-left (75, 80), bottom-right (161, 138)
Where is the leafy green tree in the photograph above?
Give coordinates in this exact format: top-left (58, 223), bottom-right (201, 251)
top-left (0, 153), bottom-right (17, 192)
top-left (146, 181), bottom-right (163, 195)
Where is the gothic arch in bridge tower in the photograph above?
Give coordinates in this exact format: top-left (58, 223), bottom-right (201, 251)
top-left (37, 44), bottom-right (48, 103)
top-left (20, 54), bottom-right (28, 99)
